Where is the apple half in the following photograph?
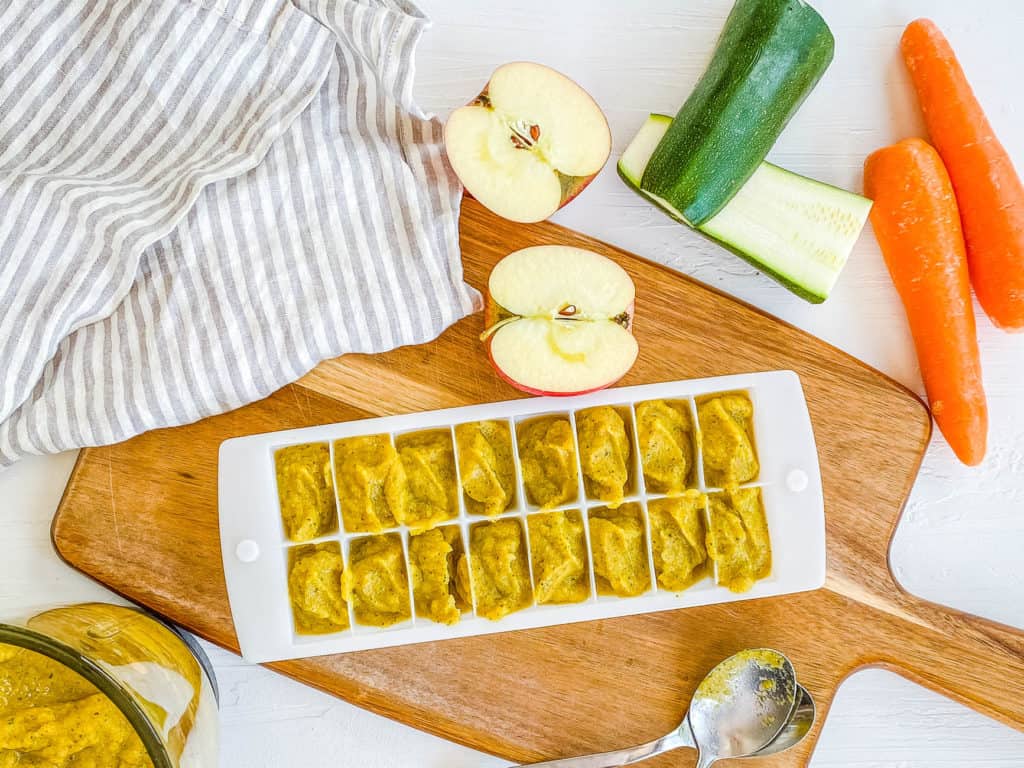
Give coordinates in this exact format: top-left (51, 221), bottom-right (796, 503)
top-left (444, 62), bottom-right (611, 223)
top-left (482, 245), bottom-right (638, 396)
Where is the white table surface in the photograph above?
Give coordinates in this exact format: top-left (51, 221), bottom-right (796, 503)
top-left (3, 1), bottom-right (1024, 765)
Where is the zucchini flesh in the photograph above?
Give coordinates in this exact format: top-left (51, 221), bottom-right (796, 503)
top-left (620, 114), bottom-right (872, 303)
top-left (640, 0), bottom-right (834, 226)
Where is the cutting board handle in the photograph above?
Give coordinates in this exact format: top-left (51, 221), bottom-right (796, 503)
top-left (877, 583), bottom-right (1024, 731)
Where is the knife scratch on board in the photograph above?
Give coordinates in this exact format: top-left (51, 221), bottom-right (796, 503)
top-left (291, 386), bottom-right (312, 422)
top-left (107, 453), bottom-right (125, 555)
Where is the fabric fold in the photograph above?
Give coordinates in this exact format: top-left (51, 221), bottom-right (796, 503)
top-left (0, 0), bottom-right (336, 434)
top-left (0, 0), bottom-right (480, 467)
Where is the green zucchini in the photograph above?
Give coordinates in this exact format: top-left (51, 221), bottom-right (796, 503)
top-left (640, 0), bottom-right (834, 226)
top-left (620, 114), bottom-right (872, 303)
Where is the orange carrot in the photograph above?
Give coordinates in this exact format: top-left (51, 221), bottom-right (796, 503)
top-left (901, 18), bottom-right (1024, 331)
top-left (864, 138), bottom-right (987, 466)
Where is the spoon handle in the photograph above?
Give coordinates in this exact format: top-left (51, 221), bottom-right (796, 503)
top-left (520, 727), bottom-right (692, 768)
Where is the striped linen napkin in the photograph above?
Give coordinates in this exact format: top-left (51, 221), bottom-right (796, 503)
top-left (0, 0), bottom-right (481, 467)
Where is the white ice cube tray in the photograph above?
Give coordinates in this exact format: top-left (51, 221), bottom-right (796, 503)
top-left (219, 370), bottom-right (825, 663)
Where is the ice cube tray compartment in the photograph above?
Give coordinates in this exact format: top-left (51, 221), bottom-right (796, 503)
top-left (575, 404), bottom-right (643, 504)
top-left (454, 419), bottom-right (518, 517)
top-left (219, 371), bottom-right (825, 663)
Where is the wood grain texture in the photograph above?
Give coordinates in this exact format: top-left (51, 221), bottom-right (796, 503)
top-left (52, 199), bottom-right (1024, 766)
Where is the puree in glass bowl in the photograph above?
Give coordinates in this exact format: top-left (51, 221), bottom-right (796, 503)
top-left (0, 643), bottom-right (153, 768)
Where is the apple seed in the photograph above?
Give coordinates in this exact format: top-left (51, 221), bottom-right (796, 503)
top-left (509, 119), bottom-right (541, 151)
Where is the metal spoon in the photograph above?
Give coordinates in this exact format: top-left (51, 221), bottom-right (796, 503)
top-left (521, 649), bottom-right (799, 768)
top-left (754, 684), bottom-right (815, 757)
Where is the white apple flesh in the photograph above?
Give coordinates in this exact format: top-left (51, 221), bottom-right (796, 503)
top-left (445, 62), bottom-right (611, 223)
top-left (483, 245), bottom-right (638, 396)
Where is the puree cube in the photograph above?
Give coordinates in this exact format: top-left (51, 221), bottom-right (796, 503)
top-left (706, 488), bottom-right (770, 593)
top-left (343, 534), bottom-right (411, 627)
top-left (587, 503), bottom-right (650, 597)
top-left (517, 415), bottom-right (578, 509)
top-left (528, 510), bottom-right (590, 604)
top-left (389, 430), bottom-right (459, 530)
top-left (575, 406), bottom-right (632, 506)
top-left (274, 443), bottom-right (338, 542)
top-left (454, 420), bottom-right (516, 516)
top-left (697, 393), bottom-right (759, 487)
top-left (649, 492), bottom-right (709, 592)
top-left (333, 434), bottom-right (400, 533)
top-left (287, 542), bottom-right (349, 634)
top-left (634, 400), bottom-right (696, 494)
top-left (408, 526), bottom-right (469, 625)
top-left (465, 518), bottom-right (532, 620)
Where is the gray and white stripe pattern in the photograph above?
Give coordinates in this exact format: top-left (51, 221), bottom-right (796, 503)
top-left (0, 0), bottom-right (480, 466)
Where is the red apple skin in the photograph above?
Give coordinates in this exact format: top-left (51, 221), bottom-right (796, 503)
top-left (485, 344), bottom-right (631, 398)
top-left (558, 173), bottom-right (600, 210)
top-left (446, 63), bottom-right (610, 218)
top-left (482, 295), bottom-right (637, 396)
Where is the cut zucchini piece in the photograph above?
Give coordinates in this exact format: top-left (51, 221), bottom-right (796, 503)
top-left (639, 0), bottom-right (835, 227)
top-left (619, 114), bottom-right (872, 303)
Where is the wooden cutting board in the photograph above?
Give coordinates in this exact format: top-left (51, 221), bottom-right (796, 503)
top-left (52, 198), bottom-right (1024, 766)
